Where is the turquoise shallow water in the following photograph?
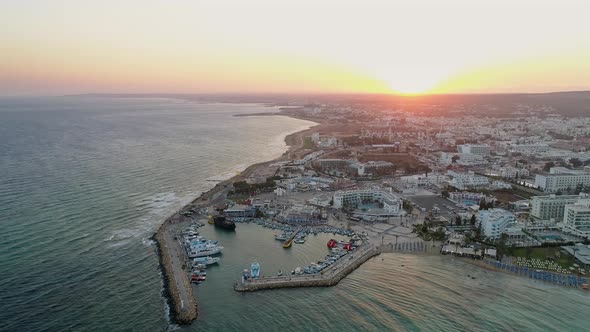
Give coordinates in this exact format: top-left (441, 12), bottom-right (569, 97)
top-left (0, 97), bottom-right (588, 331)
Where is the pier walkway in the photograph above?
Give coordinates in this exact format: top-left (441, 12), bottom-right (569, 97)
top-left (234, 244), bottom-right (380, 292)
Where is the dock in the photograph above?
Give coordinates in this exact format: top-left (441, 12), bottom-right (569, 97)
top-left (234, 244), bottom-right (381, 292)
top-left (282, 226), bottom-right (301, 248)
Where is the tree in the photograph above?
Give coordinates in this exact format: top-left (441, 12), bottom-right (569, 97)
top-left (543, 161), bottom-right (555, 172)
top-left (451, 155), bottom-right (460, 163)
top-left (455, 216), bottom-right (462, 226)
top-left (470, 214), bottom-right (477, 226)
top-left (570, 158), bottom-right (583, 168)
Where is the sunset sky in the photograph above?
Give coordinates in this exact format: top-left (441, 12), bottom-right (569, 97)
top-left (2, 0), bottom-right (590, 96)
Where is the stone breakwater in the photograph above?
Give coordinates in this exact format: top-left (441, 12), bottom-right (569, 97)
top-left (153, 217), bottom-right (198, 325)
top-left (234, 245), bottom-right (381, 292)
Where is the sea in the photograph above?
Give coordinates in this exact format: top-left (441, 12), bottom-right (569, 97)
top-left (0, 97), bottom-right (588, 332)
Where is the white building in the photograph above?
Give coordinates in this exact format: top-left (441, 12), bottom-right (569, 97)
top-left (478, 208), bottom-right (516, 239)
top-left (356, 161), bottom-right (394, 176)
top-left (534, 173), bottom-right (590, 192)
top-left (333, 189), bottom-right (401, 214)
top-left (448, 171), bottom-right (490, 190)
top-left (457, 144), bottom-right (491, 155)
top-left (508, 143), bottom-right (550, 154)
top-left (562, 199), bottom-right (590, 237)
top-left (531, 194), bottom-right (587, 221)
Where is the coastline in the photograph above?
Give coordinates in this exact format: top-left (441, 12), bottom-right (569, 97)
top-left (152, 112), bottom-right (322, 325)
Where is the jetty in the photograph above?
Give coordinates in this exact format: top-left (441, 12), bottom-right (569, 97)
top-left (282, 226), bottom-right (301, 248)
top-left (234, 244), bottom-right (381, 292)
top-left (153, 213), bottom-right (198, 324)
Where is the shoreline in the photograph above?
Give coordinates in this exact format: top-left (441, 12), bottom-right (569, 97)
top-left (152, 112), bottom-right (323, 325)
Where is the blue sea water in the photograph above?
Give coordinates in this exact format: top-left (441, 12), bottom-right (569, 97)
top-left (0, 97), bottom-right (588, 331)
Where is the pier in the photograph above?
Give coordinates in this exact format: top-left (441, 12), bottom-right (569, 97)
top-left (234, 244), bottom-right (380, 292)
top-left (153, 213), bottom-right (198, 325)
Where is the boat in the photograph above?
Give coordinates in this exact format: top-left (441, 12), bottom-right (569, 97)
top-left (191, 275), bottom-right (206, 283)
top-left (188, 244), bottom-right (224, 258)
top-left (193, 256), bottom-right (220, 266)
top-left (294, 238), bottom-right (306, 244)
top-left (212, 215), bottom-right (236, 230)
top-left (277, 270), bottom-right (283, 277)
top-left (250, 261), bottom-right (260, 278)
top-left (275, 233), bottom-right (289, 241)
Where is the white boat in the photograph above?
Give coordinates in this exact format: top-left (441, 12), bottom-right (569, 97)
top-left (193, 256), bottom-right (220, 266)
top-left (250, 261), bottom-right (260, 278)
top-left (188, 245), bottom-right (224, 258)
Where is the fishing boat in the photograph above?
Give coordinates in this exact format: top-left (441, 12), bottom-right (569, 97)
top-left (274, 233), bottom-right (289, 241)
top-left (193, 256), bottom-right (220, 266)
top-left (188, 244), bottom-right (224, 258)
top-left (294, 238), bottom-right (306, 244)
top-left (250, 261), bottom-right (260, 278)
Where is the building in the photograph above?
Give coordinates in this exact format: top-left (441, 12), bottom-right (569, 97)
top-left (457, 144), bottom-right (491, 155)
top-left (531, 194), bottom-right (586, 221)
top-left (315, 159), bottom-right (350, 170)
top-left (355, 161), bottom-right (394, 176)
top-left (279, 204), bottom-right (324, 225)
top-left (561, 244), bottom-right (590, 268)
top-left (562, 199), bottom-right (590, 237)
top-left (478, 208), bottom-right (516, 239)
top-left (508, 143), bottom-right (549, 154)
top-left (448, 171), bottom-right (490, 190)
top-left (534, 173), bottom-right (590, 192)
top-left (333, 189), bottom-right (401, 214)
top-left (225, 204), bottom-right (256, 218)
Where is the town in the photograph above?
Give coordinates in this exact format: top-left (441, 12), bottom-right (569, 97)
top-left (158, 100), bottom-right (590, 323)
top-left (220, 102), bottom-right (590, 283)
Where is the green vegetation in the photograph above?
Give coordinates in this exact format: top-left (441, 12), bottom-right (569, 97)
top-left (510, 247), bottom-right (575, 269)
top-left (413, 222), bottom-right (446, 242)
top-left (232, 177), bottom-right (278, 195)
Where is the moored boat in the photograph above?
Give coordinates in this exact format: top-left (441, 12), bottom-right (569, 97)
top-left (193, 256), bottom-right (220, 266)
top-left (250, 261), bottom-right (260, 278)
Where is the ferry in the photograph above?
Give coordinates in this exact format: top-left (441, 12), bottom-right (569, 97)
top-left (250, 261), bottom-right (260, 278)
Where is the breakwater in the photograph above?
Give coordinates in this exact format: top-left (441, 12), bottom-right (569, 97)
top-left (153, 215), bottom-right (198, 325)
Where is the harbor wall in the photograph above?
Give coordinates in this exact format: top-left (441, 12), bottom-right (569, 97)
top-left (153, 221), bottom-right (198, 325)
top-left (234, 245), bottom-right (381, 292)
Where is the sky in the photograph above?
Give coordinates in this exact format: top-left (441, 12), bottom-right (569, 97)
top-left (1, 0), bottom-right (590, 96)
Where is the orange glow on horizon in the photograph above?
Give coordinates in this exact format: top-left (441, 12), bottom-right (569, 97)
top-left (1, 0), bottom-right (590, 96)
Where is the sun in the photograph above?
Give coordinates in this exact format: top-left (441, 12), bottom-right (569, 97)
top-left (388, 79), bottom-right (437, 96)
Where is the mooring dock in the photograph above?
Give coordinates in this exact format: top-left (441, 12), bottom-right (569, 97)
top-left (234, 244), bottom-right (381, 292)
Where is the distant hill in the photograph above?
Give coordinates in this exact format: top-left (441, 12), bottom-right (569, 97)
top-left (71, 91), bottom-right (590, 117)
